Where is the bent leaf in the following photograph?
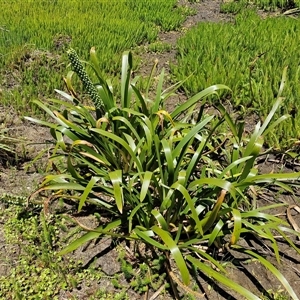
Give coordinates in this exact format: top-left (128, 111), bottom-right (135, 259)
top-left (152, 225), bottom-right (190, 285)
top-left (186, 256), bottom-right (260, 300)
top-left (78, 176), bottom-right (100, 212)
top-left (233, 246), bottom-right (299, 300)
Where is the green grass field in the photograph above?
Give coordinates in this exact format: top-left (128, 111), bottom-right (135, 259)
top-left (0, 0), bottom-right (191, 111)
top-left (1, 0), bottom-right (299, 147)
top-left (172, 8), bottom-right (300, 148)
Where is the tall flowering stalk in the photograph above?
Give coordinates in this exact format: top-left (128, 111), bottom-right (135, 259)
top-left (67, 48), bottom-right (104, 114)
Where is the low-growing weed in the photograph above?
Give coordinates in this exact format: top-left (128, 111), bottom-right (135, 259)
top-left (261, 287), bottom-right (290, 300)
top-left (0, 206), bottom-right (68, 299)
top-left (0, 204), bottom-right (129, 299)
top-left (116, 247), bottom-right (167, 294)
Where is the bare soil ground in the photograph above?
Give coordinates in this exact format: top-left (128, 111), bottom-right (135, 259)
top-left (1, 1), bottom-right (300, 299)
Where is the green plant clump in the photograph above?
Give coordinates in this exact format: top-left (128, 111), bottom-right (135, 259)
top-left (220, 0), bottom-right (249, 14)
top-left (221, 0), bottom-right (300, 12)
top-left (147, 41), bottom-right (173, 53)
top-left (172, 10), bottom-right (300, 148)
top-left (26, 49), bottom-right (300, 299)
top-left (251, 0), bottom-right (300, 10)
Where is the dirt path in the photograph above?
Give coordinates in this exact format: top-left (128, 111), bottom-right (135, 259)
top-left (141, 0), bottom-right (228, 65)
top-left (137, 0), bottom-right (230, 111)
